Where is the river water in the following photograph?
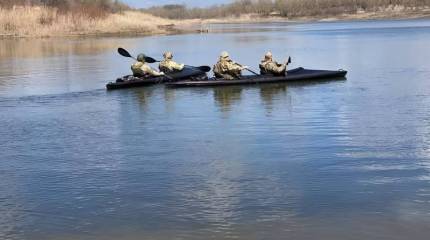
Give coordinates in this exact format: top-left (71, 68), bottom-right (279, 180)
top-left (1, 19), bottom-right (430, 240)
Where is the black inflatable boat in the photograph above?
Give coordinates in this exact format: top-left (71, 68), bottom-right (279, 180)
top-left (106, 66), bottom-right (207, 90)
top-left (166, 68), bottom-right (347, 88)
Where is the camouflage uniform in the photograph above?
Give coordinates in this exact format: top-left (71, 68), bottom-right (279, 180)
top-left (213, 51), bottom-right (244, 80)
top-left (259, 52), bottom-right (287, 76)
top-left (159, 52), bottom-right (185, 73)
top-left (131, 54), bottom-right (164, 77)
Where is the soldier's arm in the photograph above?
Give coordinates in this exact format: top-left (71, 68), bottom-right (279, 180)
top-left (266, 62), bottom-right (277, 72)
top-left (172, 61), bottom-right (185, 71)
top-left (267, 62), bottom-right (284, 73)
top-left (231, 62), bottom-right (244, 71)
top-left (274, 62), bottom-right (287, 73)
top-left (142, 64), bottom-right (164, 76)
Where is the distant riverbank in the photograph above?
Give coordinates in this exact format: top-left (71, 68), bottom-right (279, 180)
top-left (203, 6), bottom-right (430, 24)
top-left (1, 5), bottom-right (430, 38)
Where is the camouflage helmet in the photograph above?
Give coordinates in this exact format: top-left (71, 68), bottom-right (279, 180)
top-left (265, 51), bottom-right (273, 60)
top-left (220, 51), bottom-right (229, 59)
top-left (137, 53), bottom-right (146, 62)
top-left (163, 51), bottom-right (173, 59)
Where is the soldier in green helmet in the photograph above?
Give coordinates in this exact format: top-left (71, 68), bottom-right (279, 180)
top-left (259, 51), bottom-right (288, 76)
top-left (213, 51), bottom-right (248, 80)
top-left (159, 51), bottom-right (185, 73)
top-left (131, 54), bottom-right (164, 77)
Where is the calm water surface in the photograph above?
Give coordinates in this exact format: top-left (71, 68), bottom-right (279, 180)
top-left (1, 19), bottom-right (430, 240)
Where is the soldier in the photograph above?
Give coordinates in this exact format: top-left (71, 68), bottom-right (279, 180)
top-left (213, 51), bottom-right (248, 80)
top-left (131, 54), bottom-right (164, 77)
top-left (159, 51), bottom-right (185, 73)
top-left (259, 51), bottom-right (288, 76)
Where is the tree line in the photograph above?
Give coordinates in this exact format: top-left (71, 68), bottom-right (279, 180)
top-left (143, 0), bottom-right (430, 19)
top-left (0, 0), bottom-right (129, 17)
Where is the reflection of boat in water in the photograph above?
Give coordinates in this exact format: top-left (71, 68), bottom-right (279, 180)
top-left (106, 66), bottom-right (207, 90)
top-left (167, 68), bottom-right (347, 87)
top-left (213, 86), bottom-right (243, 113)
top-left (259, 83), bottom-right (288, 107)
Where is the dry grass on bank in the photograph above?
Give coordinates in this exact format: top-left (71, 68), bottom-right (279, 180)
top-left (0, 6), bottom-right (193, 38)
top-left (146, 0), bottom-right (430, 20)
top-left (202, 5), bottom-right (430, 24)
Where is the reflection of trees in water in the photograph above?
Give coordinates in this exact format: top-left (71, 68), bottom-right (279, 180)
top-left (213, 86), bottom-right (243, 113)
top-left (234, 35), bottom-right (270, 43)
top-left (0, 38), bottom-right (125, 60)
top-left (0, 38), bottom-right (132, 92)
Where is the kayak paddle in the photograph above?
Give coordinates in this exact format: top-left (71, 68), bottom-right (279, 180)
top-left (144, 56), bottom-right (158, 63)
top-left (118, 48), bottom-right (158, 63)
top-left (186, 65), bottom-right (211, 73)
top-left (119, 48), bottom-right (211, 73)
top-left (118, 47), bottom-right (137, 60)
top-left (117, 47), bottom-right (173, 80)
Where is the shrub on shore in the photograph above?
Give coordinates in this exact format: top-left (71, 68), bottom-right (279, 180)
top-left (0, 0), bottom-right (130, 19)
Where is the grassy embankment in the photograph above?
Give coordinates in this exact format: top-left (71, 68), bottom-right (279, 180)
top-left (0, 6), bottom-right (197, 38)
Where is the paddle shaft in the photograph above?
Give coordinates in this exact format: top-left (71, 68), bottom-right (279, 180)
top-left (235, 63), bottom-right (259, 76)
top-left (245, 68), bottom-right (260, 76)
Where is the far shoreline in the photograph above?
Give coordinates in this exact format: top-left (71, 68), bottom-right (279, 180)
top-left (1, 7), bottom-right (430, 39)
top-left (202, 8), bottom-right (430, 25)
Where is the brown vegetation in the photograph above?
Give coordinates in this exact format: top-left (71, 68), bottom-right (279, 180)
top-left (0, 1), bottom-right (129, 11)
top-left (144, 0), bottom-right (430, 19)
top-left (0, 6), bottom-right (189, 37)
top-left (0, 0), bottom-right (130, 18)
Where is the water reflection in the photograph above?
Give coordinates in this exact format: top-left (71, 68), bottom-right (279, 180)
top-left (163, 87), bottom-right (178, 113)
top-left (0, 37), bottom-right (139, 61)
top-left (213, 86), bottom-right (243, 113)
top-left (233, 35), bottom-right (271, 43)
top-left (259, 83), bottom-right (289, 113)
top-left (2, 19), bottom-right (430, 240)
top-left (0, 38), bottom-right (124, 61)
top-left (131, 87), bottom-right (156, 110)
top-left (204, 22), bottom-right (293, 34)
top-left (0, 172), bottom-right (27, 240)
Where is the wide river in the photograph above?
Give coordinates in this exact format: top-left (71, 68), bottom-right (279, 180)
top-left (1, 19), bottom-right (430, 240)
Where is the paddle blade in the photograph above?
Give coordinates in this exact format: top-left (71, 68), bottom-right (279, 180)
top-left (118, 48), bottom-right (133, 58)
top-left (144, 57), bottom-right (158, 63)
top-left (197, 66), bottom-right (211, 72)
top-left (287, 56), bottom-right (292, 64)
